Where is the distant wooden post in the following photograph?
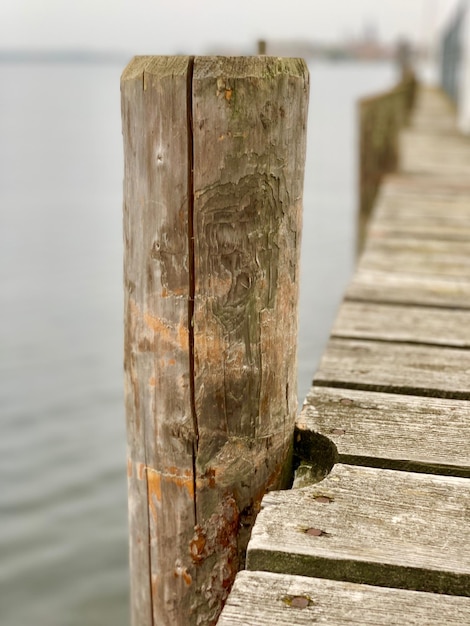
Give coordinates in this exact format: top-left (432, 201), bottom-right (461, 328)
top-left (121, 56), bottom-right (309, 626)
top-left (357, 73), bottom-right (417, 254)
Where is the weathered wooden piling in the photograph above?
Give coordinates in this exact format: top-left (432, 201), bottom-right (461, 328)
top-left (121, 55), bottom-right (309, 626)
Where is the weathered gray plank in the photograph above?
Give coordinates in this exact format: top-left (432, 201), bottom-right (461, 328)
top-left (314, 337), bottom-right (470, 399)
top-left (332, 301), bottom-right (470, 347)
top-left (366, 179), bottom-right (470, 240)
top-left (400, 129), bottom-right (470, 178)
top-left (374, 186), bottom-right (470, 221)
top-left (407, 87), bottom-right (456, 133)
top-left (246, 464), bottom-right (470, 596)
top-left (218, 570), bottom-right (470, 625)
top-left (347, 268), bottom-right (470, 309)
top-left (367, 221), bottom-right (470, 242)
top-left (298, 387), bottom-right (470, 477)
top-left (369, 201), bottom-right (470, 242)
top-left (360, 237), bottom-right (470, 278)
top-left (379, 173), bottom-right (470, 198)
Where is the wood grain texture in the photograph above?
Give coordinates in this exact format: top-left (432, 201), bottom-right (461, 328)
top-left (190, 57), bottom-right (309, 624)
top-left (332, 301), bottom-right (470, 347)
top-left (400, 129), bottom-right (470, 179)
top-left (360, 236), bottom-right (470, 278)
top-left (374, 183), bottom-right (470, 220)
top-left (314, 337), bottom-right (470, 399)
top-left (347, 268), bottom-right (470, 309)
top-left (368, 185), bottom-right (470, 241)
top-left (298, 386), bottom-right (470, 476)
top-left (218, 570), bottom-right (470, 625)
top-left (246, 464), bottom-right (470, 596)
top-left (122, 56), bottom-right (196, 626)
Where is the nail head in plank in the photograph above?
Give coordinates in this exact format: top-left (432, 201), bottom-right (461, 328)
top-left (217, 570), bottom-right (470, 625)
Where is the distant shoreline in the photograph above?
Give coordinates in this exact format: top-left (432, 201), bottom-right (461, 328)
top-left (0, 50), bottom-right (131, 64)
top-left (0, 50), bottom-right (399, 66)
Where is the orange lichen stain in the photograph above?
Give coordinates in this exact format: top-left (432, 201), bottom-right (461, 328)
top-left (190, 526), bottom-right (207, 563)
top-left (143, 313), bottom-right (189, 349)
top-left (161, 286), bottom-right (186, 298)
top-left (174, 565), bottom-right (193, 586)
top-left (151, 574), bottom-right (160, 599)
top-left (164, 466), bottom-right (194, 498)
top-left (127, 459), bottom-right (133, 477)
top-left (149, 376), bottom-right (157, 387)
top-left (196, 467), bottom-right (216, 490)
top-left (147, 469), bottom-right (162, 501)
top-left (168, 358), bottom-right (176, 366)
top-left (128, 299), bottom-right (141, 331)
top-left (144, 466), bottom-right (194, 501)
top-left (147, 469), bottom-right (161, 523)
top-left (137, 463), bottom-right (146, 480)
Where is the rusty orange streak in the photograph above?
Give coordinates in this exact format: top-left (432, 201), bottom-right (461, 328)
top-left (143, 312), bottom-right (189, 350)
top-left (146, 465), bottom-right (195, 502)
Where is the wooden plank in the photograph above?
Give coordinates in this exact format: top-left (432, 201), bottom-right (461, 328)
top-left (246, 464), bottom-right (470, 596)
top-left (347, 268), bottom-right (470, 309)
top-left (332, 301), bottom-right (470, 347)
top-left (407, 87), bottom-right (457, 134)
top-left (367, 221), bottom-right (470, 242)
top-left (400, 129), bottom-right (470, 177)
top-left (298, 387), bottom-right (470, 477)
top-left (378, 173), bottom-right (470, 197)
top-left (366, 177), bottom-right (470, 241)
top-left (360, 237), bottom-right (470, 279)
top-left (218, 570), bottom-right (470, 625)
top-left (314, 337), bottom-right (470, 399)
top-left (374, 186), bottom-right (470, 221)
top-left (369, 194), bottom-right (470, 242)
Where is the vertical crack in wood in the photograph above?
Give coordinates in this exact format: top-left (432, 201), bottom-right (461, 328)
top-left (145, 467), bottom-right (155, 626)
top-left (187, 56), bottom-right (198, 526)
top-left (142, 62), bottom-right (155, 626)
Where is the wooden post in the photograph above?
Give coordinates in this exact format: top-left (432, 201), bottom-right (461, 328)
top-left (121, 56), bottom-right (309, 626)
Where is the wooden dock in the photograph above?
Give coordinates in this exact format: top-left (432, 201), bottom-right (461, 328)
top-left (217, 87), bottom-right (470, 624)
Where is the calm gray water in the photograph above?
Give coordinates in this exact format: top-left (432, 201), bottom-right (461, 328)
top-left (0, 59), bottom-right (395, 625)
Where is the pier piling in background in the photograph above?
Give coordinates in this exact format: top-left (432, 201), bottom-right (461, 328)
top-left (358, 71), bottom-right (416, 253)
top-left (121, 55), bottom-right (309, 626)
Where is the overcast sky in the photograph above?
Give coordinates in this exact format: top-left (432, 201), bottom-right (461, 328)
top-left (0, 0), bottom-right (462, 55)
